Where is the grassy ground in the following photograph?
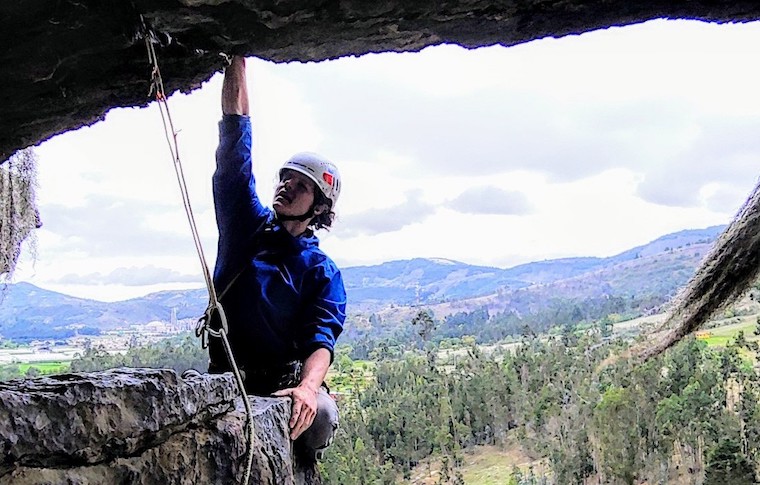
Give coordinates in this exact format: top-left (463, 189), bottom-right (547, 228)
top-left (406, 440), bottom-right (545, 485)
top-left (697, 317), bottom-right (759, 347)
top-left (327, 359), bottom-right (375, 395)
top-left (459, 446), bottom-right (535, 484)
top-left (17, 361), bottom-right (69, 375)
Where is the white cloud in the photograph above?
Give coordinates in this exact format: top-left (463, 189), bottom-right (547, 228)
top-left (12, 19), bottom-right (760, 300)
top-left (53, 265), bottom-right (200, 286)
top-left (40, 195), bottom-right (205, 258)
top-left (446, 186), bottom-right (532, 215)
top-left (337, 190), bottom-right (436, 236)
top-left (275, 20), bottom-right (760, 191)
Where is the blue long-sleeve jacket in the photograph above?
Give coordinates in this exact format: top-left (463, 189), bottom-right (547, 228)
top-left (210, 115), bottom-right (346, 370)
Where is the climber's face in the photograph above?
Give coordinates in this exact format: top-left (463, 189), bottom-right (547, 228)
top-left (273, 169), bottom-right (317, 217)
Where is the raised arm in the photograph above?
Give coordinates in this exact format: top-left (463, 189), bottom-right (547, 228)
top-left (213, 57), bottom-right (270, 287)
top-left (222, 56), bottom-right (249, 115)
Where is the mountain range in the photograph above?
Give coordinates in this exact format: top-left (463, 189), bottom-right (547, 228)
top-left (0, 225), bottom-right (725, 340)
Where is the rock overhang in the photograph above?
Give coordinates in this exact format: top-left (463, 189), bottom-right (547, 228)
top-left (2, 0), bottom-right (760, 161)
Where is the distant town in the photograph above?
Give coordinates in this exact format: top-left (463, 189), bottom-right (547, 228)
top-left (0, 308), bottom-right (195, 367)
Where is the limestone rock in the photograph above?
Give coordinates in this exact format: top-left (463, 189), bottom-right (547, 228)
top-left (0, 368), bottom-right (319, 484)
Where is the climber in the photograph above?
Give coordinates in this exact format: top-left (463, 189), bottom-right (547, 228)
top-left (208, 56), bottom-right (346, 460)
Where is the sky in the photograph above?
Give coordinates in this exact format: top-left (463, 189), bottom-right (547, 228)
top-left (8, 19), bottom-right (760, 302)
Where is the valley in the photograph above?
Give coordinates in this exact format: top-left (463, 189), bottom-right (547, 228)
top-left (3, 224), bottom-right (760, 484)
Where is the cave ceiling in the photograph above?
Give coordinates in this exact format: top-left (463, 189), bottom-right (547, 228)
top-left (2, 1), bottom-right (760, 162)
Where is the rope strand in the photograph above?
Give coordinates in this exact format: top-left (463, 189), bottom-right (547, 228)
top-left (141, 20), bottom-right (254, 485)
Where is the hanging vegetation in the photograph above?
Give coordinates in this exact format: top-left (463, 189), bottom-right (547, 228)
top-left (0, 148), bottom-right (41, 279)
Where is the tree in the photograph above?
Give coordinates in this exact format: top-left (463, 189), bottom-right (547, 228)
top-left (25, 366), bottom-right (40, 378)
top-left (0, 364), bottom-right (22, 381)
top-left (412, 309), bottom-right (437, 347)
top-left (592, 386), bottom-right (646, 485)
top-left (598, 315), bottom-right (614, 337)
top-left (735, 330), bottom-right (748, 348)
top-left (69, 334), bottom-right (207, 373)
top-left (704, 437), bottom-right (756, 485)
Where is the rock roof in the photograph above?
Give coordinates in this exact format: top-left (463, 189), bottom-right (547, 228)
top-left (3, 0), bottom-right (760, 160)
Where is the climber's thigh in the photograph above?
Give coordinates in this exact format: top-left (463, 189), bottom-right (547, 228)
top-left (298, 388), bottom-right (339, 450)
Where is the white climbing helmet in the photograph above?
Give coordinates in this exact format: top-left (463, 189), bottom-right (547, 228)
top-left (279, 152), bottom-right (341, 208)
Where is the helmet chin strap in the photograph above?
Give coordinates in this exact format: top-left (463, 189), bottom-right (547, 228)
top-left (276, 206), bottom-right (314, 223)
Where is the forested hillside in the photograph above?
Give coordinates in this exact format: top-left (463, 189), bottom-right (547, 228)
top-left (24, 303), bottom-right (760, 484)
top-left (324, 327), bottom-right (760, 485)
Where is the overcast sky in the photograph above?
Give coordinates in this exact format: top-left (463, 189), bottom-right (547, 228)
top-left (9, 19), bottom-right (760, 301)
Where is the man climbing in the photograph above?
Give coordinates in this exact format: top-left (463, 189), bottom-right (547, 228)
top-left (209, 55), bottom-right (346, 460)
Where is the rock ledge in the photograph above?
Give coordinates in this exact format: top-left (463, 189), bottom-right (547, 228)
top-left (0, 367), bottom-right (318, 485)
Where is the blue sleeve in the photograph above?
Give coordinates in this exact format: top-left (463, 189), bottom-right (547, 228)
top-left (298, 263), bottom-right (347, 362)
top-left (213, 115), bottom-right (270, 285)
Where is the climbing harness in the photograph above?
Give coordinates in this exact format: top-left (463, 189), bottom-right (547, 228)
top-left (141, 18), bottom-right (255, 485)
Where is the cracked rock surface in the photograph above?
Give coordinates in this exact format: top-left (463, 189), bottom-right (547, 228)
top-left (0, 368), bottom-right (318, 485)
top-left (2, 0), bottom-right (760, 161)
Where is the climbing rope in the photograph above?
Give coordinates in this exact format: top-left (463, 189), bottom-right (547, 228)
top-left (141, 18), bottom-right (255, 485)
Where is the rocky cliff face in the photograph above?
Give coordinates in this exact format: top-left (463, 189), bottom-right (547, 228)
top-left (3, 0), bottom-right (760, 161)
top-left (0, 368), bottom-right (319, 484)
